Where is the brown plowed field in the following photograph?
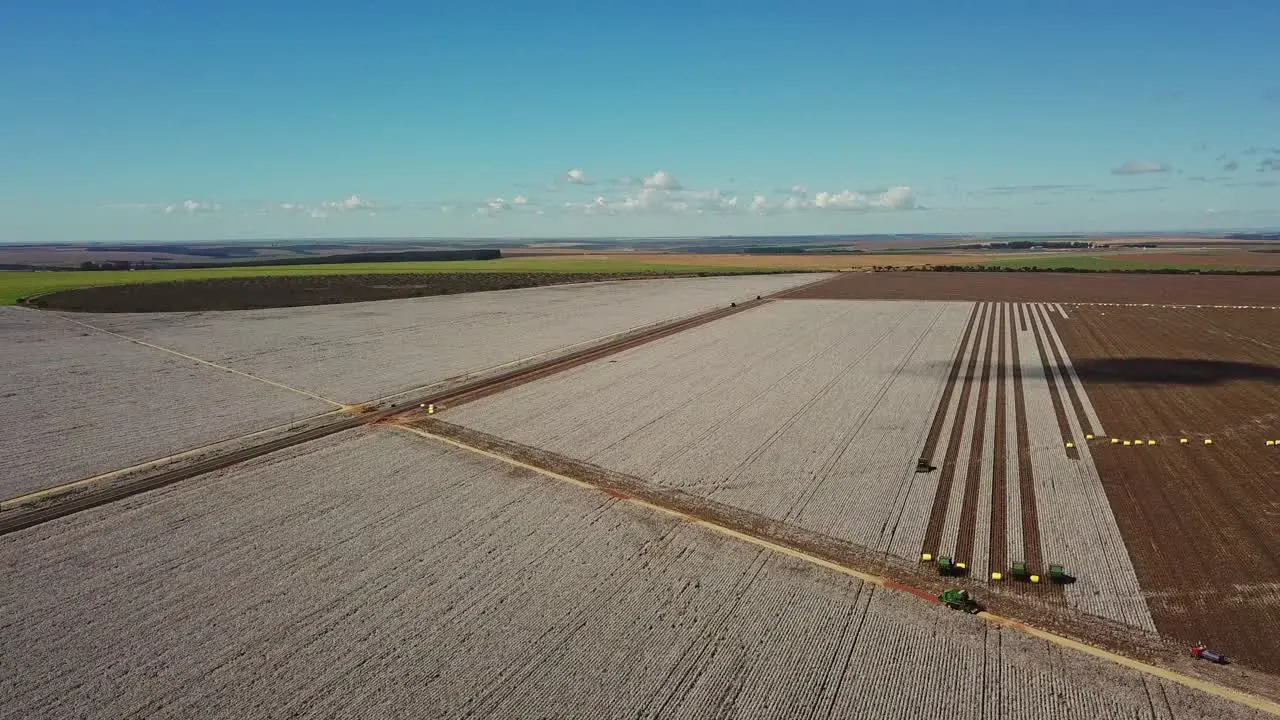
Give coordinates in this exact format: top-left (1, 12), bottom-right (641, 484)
top-left (785, 271), bottom-right (1280, 304)
top-left (1055, 305), bottom-right (1280, 673)
top-left (1107, 250), bottom-right (1280, 269)
top-left (25, 272), bottom-right (740, 312)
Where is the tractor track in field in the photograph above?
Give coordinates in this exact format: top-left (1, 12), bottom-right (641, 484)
top-left (990, 303), bottom-right (1009, 576)
top-left (0, 277), bottom-right (837, 536)
top-left (921, 302), bottom-right (989, 558)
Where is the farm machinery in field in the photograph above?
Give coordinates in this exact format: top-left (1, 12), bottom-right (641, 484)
top-left (939, 588), bottom-right (981, 613)
top-left (1192, 644), bottom-right (1229, 664)
top-left (1007, 562), bottom-right (1075, 584)
top-left (934, 556), bottom-right (968, 577)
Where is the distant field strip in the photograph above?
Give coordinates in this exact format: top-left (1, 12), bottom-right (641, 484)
top-left (0, 427), bottom-right (1266, 719)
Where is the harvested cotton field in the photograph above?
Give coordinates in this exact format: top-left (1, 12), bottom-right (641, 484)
top-left (0, 427), bottom-right (1264, 719)
top-left (916, 301), bottom-right (1153, 632)
top-left (69, 273), bottom-right (826, 404)
top-left (0, 307), bottom-right (333, 499)
top-left (446, 298), bottom-right (1153, 631)
top-left (1056, 304), bottom-right (1280, 674)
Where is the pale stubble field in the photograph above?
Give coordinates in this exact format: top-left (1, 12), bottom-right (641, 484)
top-left (0, 274), bottom-right (823, 498)
top-left (0, 428), bottom-right (1257, 719)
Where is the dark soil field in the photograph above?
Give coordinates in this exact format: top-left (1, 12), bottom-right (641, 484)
top-left (25, 272), bottom-right (710, 312)
top-left (1056, 305), bottom-right (1280, 673)
top-left (1105, 250), bottom-right (1280, 269)
top-left (786, 271), bottom-right (1280, 304)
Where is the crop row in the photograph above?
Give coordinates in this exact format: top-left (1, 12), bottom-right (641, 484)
top-left (906, 301), bottom-right (1151, 630)
top-left (1019, 304), bottom-right (1155, 632)
top-left (0, 307), bottom-right (331, 499)
top-left (0, 426), bottom-right (1253, 719)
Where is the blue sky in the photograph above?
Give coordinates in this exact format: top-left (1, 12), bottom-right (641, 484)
top-left (2, 0), bottom-right (1279, 242)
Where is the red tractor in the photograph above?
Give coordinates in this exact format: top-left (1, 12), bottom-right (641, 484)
top-left (1191, 643), bottom-right (1228, 664)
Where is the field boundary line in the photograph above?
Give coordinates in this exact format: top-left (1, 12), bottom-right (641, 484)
top-left (3, 291), bottom-right (804, 531)
top-left (49, 313), bottom-right (346, 408)
top-left (367, 272), bottom-right (838, 406)
top-left (392, 425), bottom-right (885, 586)
top-left (392, 421), bottom-right (1280, 717)
top-left (0, 408), bottom-right (346, 510)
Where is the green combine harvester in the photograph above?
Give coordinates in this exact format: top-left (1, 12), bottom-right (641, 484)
top-left (935, 556), bottom-right (968, 577)
top-left (1006, 561), bottom-right (1074, 584)
top-left (939, 589), bottom-right (980, 613)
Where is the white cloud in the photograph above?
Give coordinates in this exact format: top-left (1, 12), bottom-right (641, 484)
top-left (263, 193), bottom-right (381, 219)
top-left (1111, 161), bottom-right (1171, 175)
top-left (107, 199), bottom-right (221, 215)
top-left (643, 170), bottom-right (682, 190)
top-left (789, 185), bottom-right (807, 196)
top-left (873, 186), bottom-right (916, 209)
top-left (320, 194), bottom-right (375, 212)
top-left (163, 199), bottom-right (222, 214)
top-left (565, 168), bottom-right (590, 184)
top-left (512, 194), bottom-right (529, 205)
top-left (561, 181), bottom-right (917, 217)
top-left (790, 186), bottom-right (916, 212)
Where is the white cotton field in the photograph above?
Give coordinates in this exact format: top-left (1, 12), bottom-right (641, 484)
top-left (73, 273), bottom-right (828, 404)
top-left (0, 307), bottom-right (333, 498)
top-left (0, 426), bottom-right (1262, 720)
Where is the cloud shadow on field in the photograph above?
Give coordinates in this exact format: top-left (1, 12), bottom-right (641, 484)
top-left (1067, 358), bottom-right (1280, 386)
top-left (912, 358), bottom-right (1280, 386)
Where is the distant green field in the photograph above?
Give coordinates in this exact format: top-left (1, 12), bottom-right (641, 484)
top-left (0, 257), bottom-right (790, 305)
